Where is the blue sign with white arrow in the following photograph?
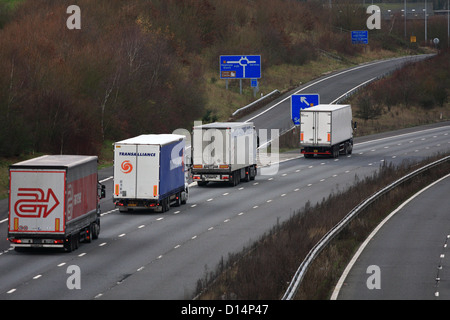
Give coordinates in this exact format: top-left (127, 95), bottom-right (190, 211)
top-left (291, 94), bottom-right (320, 125)
top-left (220, 55), bottom-right (261, 79)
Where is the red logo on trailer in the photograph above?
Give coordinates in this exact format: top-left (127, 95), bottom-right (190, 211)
top-left (120, 160), bottom-right (133, 174)
top-left (14, 188), bottom-right (60, 218)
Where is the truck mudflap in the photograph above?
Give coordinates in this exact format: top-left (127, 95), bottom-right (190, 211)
top-left (192, 165), bottom-right (257, 186)
top-left (8, 214), bottom-right (101, 252)
top-left (114, 185), bottom-right (188, 213)
top-left (301, 140), bottom-right (353, 158)
top-left (8, 236), bottom-right (65, 249)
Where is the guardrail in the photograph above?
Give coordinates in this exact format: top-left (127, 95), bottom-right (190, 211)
top-left (281, 154), bottom-right (450, 300)
top-left (232, 89), bottom-right (280, 117)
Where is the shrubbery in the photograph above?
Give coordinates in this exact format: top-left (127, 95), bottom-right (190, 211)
top-left (355, 50), bottom-right (449, 120)
top-left (0, 0), bottom-right (443, 156)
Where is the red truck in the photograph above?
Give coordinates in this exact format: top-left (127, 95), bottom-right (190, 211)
top-left (7, 155), bottom-right (105, 252)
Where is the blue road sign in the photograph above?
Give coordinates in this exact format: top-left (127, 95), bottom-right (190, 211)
top-left (351, 30), bottom-right (368, 44)
top-left (291, 94), bottom-right (320, 125)
top-left (220, 55), bottom-right (261, 79)
top-left (251, 79), bottom-right (258, 87)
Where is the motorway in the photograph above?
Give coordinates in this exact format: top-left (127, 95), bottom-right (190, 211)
top-left (334, 173), bottom-right (450, 300)
top-left (0, 54), bottom-right (449, 300)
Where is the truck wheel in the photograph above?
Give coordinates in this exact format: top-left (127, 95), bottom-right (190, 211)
top-left (244, 167), bottom-right (250, 182)
top-left (348, 143), bottom-right (353, 154)
top-left (92, 221), bottom-right (100, 240)
top-left (64, 238), bottom-right (71, 252)
top-left (332, 146), bottom-right (339, 158)
top-left (341, 143), bottom-right (348, 155)
top-left (230, 172), bottom-right (239, 187)
top-left (73, 234), bottom-right (79, 250)
top-left (65, 234), bottom-right (79, 252)
top-left (162, 197), bottom-right (170, 212)
top-left (250, 166), bottom-right (256, 180)
top-left (181, 191), bottom-right (187, 204)
top-left (86, 224), bottom-right (93, 243)
top-left (174, 192), bottom-right (181, 207)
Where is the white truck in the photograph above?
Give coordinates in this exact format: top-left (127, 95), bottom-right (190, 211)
top-left (191, 122), bottom-right (257, 186)
top-left (8, 155), bottom-right (105, 252)
top-left (300, 104), bottom-right (355, 158)
top-left (113, 134), bottom-right (188, 212)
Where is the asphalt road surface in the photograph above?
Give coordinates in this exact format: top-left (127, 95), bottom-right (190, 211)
top-left (334, 174), bottom-right (450, 300)
top-left (0, 54), bottom-right (448, 300)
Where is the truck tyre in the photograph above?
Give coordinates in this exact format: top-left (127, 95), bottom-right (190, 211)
top-left (162, 197), bottom-right (170, 212)
top-left (244, 167), bottom-right (250, 182)
top-left (332, 146), bottom-right (339, 158)
top-left (348, 143), bottom-right (353, 154)
top-left (65, 234), bottom-right (79, 252)
top-left (174, 192), bottom-right (181, 207)
top-left (250, 166), bottom-right (256, 180)
top-left (73, 234), bottom-right (79, 250)
top-left (64, 237), bottom-right (71, 252)
top-left (230, 172), bottom-right (239, 187)
top-left (86, 224), bottom-right (93, 243)
top-left (92, 221), bottom-right (100, 239)
top-left (341, 143), bottom-right (348, 155)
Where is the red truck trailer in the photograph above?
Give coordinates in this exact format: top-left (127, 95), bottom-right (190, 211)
top-left (7, 155), bottom-right (105, 252)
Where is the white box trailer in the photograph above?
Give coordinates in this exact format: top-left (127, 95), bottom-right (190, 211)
top-left (191, 122), bottom-right (257, 186)
top-left (113, 134), bottom-right (188, 212)
top-left (300, 104), bottom-right (355, 158)
top-left (8, 155), bottom-right (105, 252)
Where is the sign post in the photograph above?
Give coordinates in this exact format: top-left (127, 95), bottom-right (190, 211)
top-left (251, 79), bottom-right (258, 97)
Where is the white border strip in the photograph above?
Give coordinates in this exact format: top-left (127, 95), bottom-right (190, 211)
top-left (330, 172), bottom-right (450, 300)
